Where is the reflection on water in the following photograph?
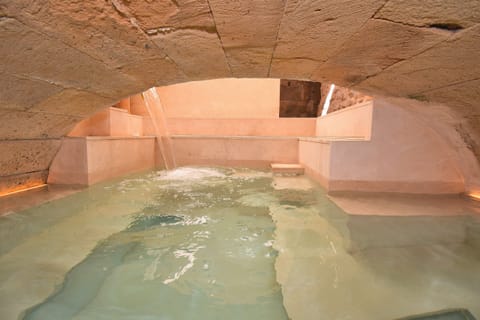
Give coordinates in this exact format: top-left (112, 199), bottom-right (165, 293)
top-left (271, 181), bottom-right (480, 320)
top-left (22, 168), bottom-right (288, 320)
top-left (0, 167), bottom-right (478, 320)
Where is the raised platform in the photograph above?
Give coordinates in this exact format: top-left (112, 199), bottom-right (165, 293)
top-left (171, 135), bottom-right (299, 168)
top-left (48, 136), bottom-right (158, 186)
top-left (271, 163), bottom-right (304, 175)
top-left (68, 107), bottom-right (144, 137)
top-left (299, 100), bottom-right (465, 194)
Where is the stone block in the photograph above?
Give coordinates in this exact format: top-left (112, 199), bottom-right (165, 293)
top-left (3, 0), bottom-right (164, 68)
top-left (0, 17), bottom-right (142, 98)
top-left (355, 25), bottom-right (480, 97)
top-left (269, 58), bottom-right (319, 80)
top-left (312, 19), bottom-right (448, 86)
top-left (376, 0), bottom-right (480, 28)
top-left (30, 89), bottom-right (115, 117)
top-left (0, 111), bottom-right (82, 139)
top-left (0, 170), bottom-right (48, 194)
top-left (0, 75), bottom-right (63, 111)
top-left (125, 0), bottom-right (215, 31)
top-left (118, 57), bottom-right (188, 89)
top-left (273, 0), bottom-right (385, 62)
top-left (0, 139), bottom-right (61, 176)
top-left (151, 29), bottom-right (231, 80)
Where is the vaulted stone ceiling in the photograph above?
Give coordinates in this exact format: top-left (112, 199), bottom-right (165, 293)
top-left (1, 0), bottom-right (480, 188)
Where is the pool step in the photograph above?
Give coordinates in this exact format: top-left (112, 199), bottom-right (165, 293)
top-left (271, 163), bottom-right (304, 175)
top-left (395, 308), bottom-right (476, 320)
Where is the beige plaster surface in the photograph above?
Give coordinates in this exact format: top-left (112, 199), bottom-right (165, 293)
top-left (172, 136), bottom-right (298, 168)
top-left (168, 118), bottom-right (316, 137)
top-left (69, 107), bottom-right (143, 137)
top-left (302, 99), bottom-right (468, 194)
top-left (315, 101), bottom-right (373, 139)
top-left (329, 100), bottom-right (465, 193)
top-left (157, 79), bottom-right (281, 119)
top-left (48, 137), bottom-right (156, 186)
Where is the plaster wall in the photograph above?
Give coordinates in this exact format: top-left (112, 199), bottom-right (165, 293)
top-left (302, 100), bottom-right (466, 194)
top-left (315, 102), bottom-right (373, 139)
top-left (48, 137), bottom-right (156, 185)
top-left (172, 136), bottom-right (298, 168)
top-left (68, 107), bottom-right (143, 137)
top-left (86, 137), bottom-right (156, 185)
top-left (298, 139), bottom-right (331, 187)
top-left (157, 79), bottom-right (281, 119)
top-left (328, 101), bottom-right (464, 193)
top-left (168, 118), bottom-right (316, 136)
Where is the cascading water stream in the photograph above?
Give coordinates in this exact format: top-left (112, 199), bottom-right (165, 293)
top-left (142, 88), bottom-right (176, 170)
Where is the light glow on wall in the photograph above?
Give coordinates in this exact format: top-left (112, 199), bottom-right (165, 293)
top-left (467, 192), bottom-right (480, 201)
top-left (321, 84), bottom-right (336, 117)
top-left (0, 184), bottom-right (47, 198)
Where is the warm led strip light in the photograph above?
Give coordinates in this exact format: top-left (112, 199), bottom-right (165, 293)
top-left (467, 192), bottom-right (480, 201)
top-left (0, 184), bottom-right (48, 198)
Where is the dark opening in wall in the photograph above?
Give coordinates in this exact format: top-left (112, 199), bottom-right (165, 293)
top-left (279, 80), bottom-right (321, 117)
top-left (429, 23), bottom-right (463, 31)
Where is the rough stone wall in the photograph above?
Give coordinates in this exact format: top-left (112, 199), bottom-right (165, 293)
top-left (319, 85), bottom-right (372, 115)
top-left (279, 80), bottom-right (320, 117)
top-left (1, 0), bottom-right (480, 191)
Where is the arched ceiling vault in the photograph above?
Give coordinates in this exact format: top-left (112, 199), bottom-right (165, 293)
top-left (1, 0), bottom-right (480, 188)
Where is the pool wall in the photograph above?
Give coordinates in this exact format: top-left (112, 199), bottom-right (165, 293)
top-left (46, 79), bottom-right (478, 195)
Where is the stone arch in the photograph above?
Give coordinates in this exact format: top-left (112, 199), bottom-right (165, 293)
top-left (1, 0), bottom-right (480, 191)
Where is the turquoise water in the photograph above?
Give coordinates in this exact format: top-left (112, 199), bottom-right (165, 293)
top-left (0, 167), bottom-right (479, 320)
top-left (19, 168), bottom-right (288, 320)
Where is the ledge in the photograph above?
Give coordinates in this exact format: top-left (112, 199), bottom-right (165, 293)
top-left (299, 136), bottom-right (366, 143)
top-left (64, 136), bottom-right (156, 141)
top-left (170, 135), bottom-right (300, 140)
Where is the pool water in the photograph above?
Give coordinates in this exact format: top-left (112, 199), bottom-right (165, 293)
top-left (0, 167), bottom-right (479, 320)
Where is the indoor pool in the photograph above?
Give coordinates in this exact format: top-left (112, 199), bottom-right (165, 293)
top-left (0, 167), bottom-right (479, 320)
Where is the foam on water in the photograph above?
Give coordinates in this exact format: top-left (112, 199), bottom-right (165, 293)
top-left (154, 167), bottom-right (227, 181)
top-left (1, 167), bottom-right (479, 320)
top-left (19, 167), bottom-right (288, 320)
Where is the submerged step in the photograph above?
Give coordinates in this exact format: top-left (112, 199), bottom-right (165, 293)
top-left (396, 309), bottom-right (476, 320)
top-left (271, 163), bottom-right (304, 175)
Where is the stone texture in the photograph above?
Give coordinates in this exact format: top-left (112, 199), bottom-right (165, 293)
top-left (375, 0), bottom-right (480, 28)
top-left (355, 25), bottom-right (480, 97)
top-left (312, 19), bottom-right (449, 86)
top-left (0, 170), bottom-right (49, 194)
top-left (0, 111), bottom-right (82, 139)
top-left (270, 58), bottom-right (319, 80)
top-left (151, 29), bottom-right (231, 80)
top-left (29, 90), bottom-right (115, 117)
top-left (122, 0), bottom-right (215, 31)
top-left (280, 80), bottom-right (320, 117)
top-left (224, 47), bottom-right (273, 78)
top-left (0, 18), bottom-right (143, 98)
top-left (2, 0), bottom-right (164, 68)
top-left (0, 75), bottom-right (63, 111)
top-left (0, 140), bottom-right (61, 176)
top-left (319, 85), bottom-right (372, 114)
top-left (118, 57), bottom-right (188, 88)
top-left (273, 0), bottom-right (386, 62)
top-left (209, 0), bottom-right (285, 77)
